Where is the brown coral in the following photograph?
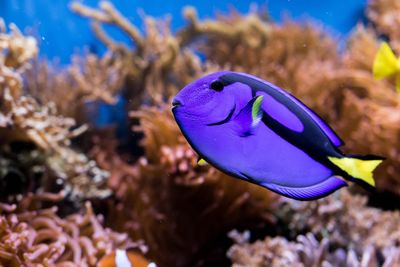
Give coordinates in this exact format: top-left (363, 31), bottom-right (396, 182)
top-left (343, 25), bottom-right (379, 71)
top-left (88, 105), bottom-right (279, 267)
top-left (71, 1), bottom-right (205, 109)
top-left (367, 0), bottom-right (400, 48)
top-left (194, 18), bottom-right (338, 91)
top-left (25, 52), bottom-right (126, 121)
top-left (72, 4), bottom-right (400, 265)
top-left (0, 20), bottom-right (110, 204)
top-left (2, 2), bottom-right (400, 267)
top-left (178, 6), bottom-right (270, 48)
top-left (184, 10), bottom-right (400, 196)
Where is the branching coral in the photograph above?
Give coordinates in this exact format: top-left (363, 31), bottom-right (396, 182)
top-left (228, 190), bottom-right (400, 266)
top-left (0, 20), bottom-right (110, 204)
top-left (72, 4), bottom-right (400, 265)
top-left (344, 25), bottom-right (379, 71)
top-left (2, 2), bottom-right (400, 267)
top-left (193, 18), bottom-right (338, 91)
top-left (228, 231), bottom-right (400, 267)
top-left (278, 190), bottom-right (400, 264)
top-left (25, 52), bottom-right (126, 121)
top-left (71, 1), bottom-right (206, 108)
top-left (178, 6), bottom-right (270, 48)
top-left (88, 105), bottom-right (279, 267)
top-left (0, 193), bottom-right (138, 267)
top-left (0, 20), bottom-right (37, 99)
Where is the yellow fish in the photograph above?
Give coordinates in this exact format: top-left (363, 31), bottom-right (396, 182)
top-left (373, 42), bottom-right (400, 92)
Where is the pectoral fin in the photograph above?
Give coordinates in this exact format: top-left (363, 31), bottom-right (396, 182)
top-left (197, 158), bottom-right (208, 166)
top-left (233, 95), bottom-right (264, 137)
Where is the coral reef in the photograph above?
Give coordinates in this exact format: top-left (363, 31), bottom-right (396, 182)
top-left (178, 6), bottom-right (270, 49)
top-left (229, 190), bottom-right (400, 266)
top-left (91, 105), bottom-right (278, 267)
top-left (0, 193), bottom-right (139, 267)
top-left (71, 1), bottom-right (400, 266)
top-left (285, 190), bottom-right (400, 257)
top-left (25, 52), bottom-right (126, 121)
top-left (0, 23), bottom-right (122, 266)
top-left (70, 1), bottom-right (207, 109)
top-left (228, 232), bottom-right (400, 267)
top-left (185, 8), bottom-right (400, 196)
top-left (0, 20), bottom-right (110, 204)
top-left (367, 0), bottom-right (400, 49)
top-left (1, 1), bottom-right (400, 267)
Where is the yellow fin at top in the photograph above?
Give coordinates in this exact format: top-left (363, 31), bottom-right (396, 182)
top-left (197, 158), bottom-right (208, 166)
top-left (373, 42), bottom-right (400, 80)
top-left (328, 156), bottom-right (383, 187)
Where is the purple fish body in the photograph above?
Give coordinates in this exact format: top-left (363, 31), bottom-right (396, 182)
top-left (172, 71), bottom-right (383, 200)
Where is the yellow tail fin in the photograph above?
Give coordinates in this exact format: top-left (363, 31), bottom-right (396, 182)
top-left (328, 156), bottom-right (383, 187)
top-left (373, 42), bottom-right (400, 80)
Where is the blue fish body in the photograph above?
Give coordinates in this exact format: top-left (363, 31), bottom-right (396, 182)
top-left (172, 71), bottom-right (383, 200)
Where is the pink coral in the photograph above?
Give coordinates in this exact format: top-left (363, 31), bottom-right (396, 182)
top-left (0, 193), bottom-right (140, 267)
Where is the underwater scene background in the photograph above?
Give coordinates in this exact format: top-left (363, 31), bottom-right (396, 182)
top-left (0, 0), bottom-right (399, 266)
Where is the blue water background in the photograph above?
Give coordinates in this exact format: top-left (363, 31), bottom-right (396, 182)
top-left (1, 0), bottom-right (367, 63)
top-left (0, 0), bottom-right (368, 129)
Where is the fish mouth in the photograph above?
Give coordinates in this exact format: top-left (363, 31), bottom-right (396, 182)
top-left (207, 103), bottom-right (236, 126)
top-left (172, 98), bottom-right (182, 107)
top-left (172, 98), bottom-right (182, 111)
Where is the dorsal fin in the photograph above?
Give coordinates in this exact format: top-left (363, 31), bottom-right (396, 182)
top-left (220, 72), bottom-right (344, 146)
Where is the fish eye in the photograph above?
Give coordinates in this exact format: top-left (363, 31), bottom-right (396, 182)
top-left (210, 80), bottom-right (224, 91)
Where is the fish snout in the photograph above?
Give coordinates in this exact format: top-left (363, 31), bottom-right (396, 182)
top-left (172, 98), bottom-right (183, 108)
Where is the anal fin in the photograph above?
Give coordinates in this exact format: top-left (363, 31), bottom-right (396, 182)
top-left (261, 176), bottom-right (348, 201)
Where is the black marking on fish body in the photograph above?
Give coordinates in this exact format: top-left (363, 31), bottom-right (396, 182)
top-left (207, 103), bottom-right (236, 126)
top-left (219, 72), bottom-right (343, 168)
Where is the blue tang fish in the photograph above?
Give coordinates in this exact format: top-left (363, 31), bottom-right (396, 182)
top-left (172, 71), bottom-right (383, 200)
